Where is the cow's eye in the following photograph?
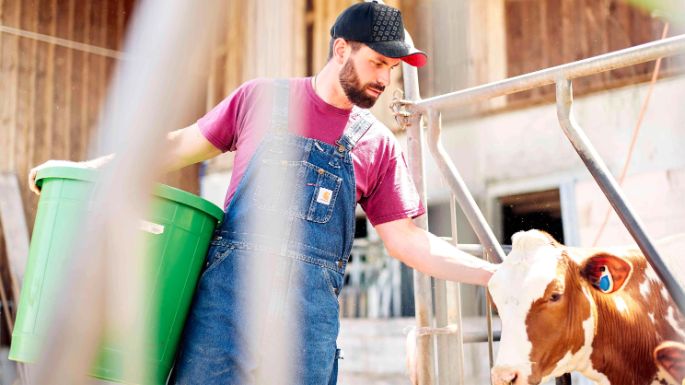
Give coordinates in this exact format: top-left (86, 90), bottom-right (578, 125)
top-left (549, 293), bottom-right (562, 302)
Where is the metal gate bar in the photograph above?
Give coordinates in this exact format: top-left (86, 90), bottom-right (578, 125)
top-left (412, 34), bottom-right (685, 112)
top-left (555, 78), bottom-right (685, 312)
top-left (402, 39), bottom-right (437, 385)
top-left (425, 110), bottom-right (507, 264)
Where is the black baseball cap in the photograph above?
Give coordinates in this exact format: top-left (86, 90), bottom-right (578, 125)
top-left (330, 1), bottom-right (427, 67)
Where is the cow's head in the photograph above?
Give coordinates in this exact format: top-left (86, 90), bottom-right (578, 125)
top-left (488, 230), bottom-right (632, 385)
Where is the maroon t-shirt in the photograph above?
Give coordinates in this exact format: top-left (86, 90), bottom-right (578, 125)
top-left (197, 77), bottom-right (425, 226)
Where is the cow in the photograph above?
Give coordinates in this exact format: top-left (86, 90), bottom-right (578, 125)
top-left (488, 230), bottom-right (685, 385)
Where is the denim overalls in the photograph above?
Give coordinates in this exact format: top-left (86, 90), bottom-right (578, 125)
top-left (171, 80), bottom-right (373, 384)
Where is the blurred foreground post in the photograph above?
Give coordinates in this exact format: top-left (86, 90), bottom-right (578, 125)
top-left (31, 1), bottom-right (222, 383)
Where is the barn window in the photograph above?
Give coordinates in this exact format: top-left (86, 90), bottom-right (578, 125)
top-left (499, 188), bottom-right (564, 244)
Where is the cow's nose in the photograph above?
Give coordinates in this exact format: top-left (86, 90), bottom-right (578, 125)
top-left (491, 366), bottom-right (522, 385)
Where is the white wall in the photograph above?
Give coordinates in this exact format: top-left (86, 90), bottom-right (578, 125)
top-left (409, 75), bottom-right (685, 246)
top-left (200, 170), bottom-right (231, 210)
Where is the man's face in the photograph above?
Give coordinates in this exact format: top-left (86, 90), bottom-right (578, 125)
top-left (339, 45), bottom-right (401, 109)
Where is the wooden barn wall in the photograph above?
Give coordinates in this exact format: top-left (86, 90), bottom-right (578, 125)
top-left (204, 0), bottom-right (404, 108)
top-left (0, 0), bottom-right (203, 345)
top-left (394, 0), bottom-right (682, 111)
top-left (504, 0), bottom-right (680, 104)
top-left (394, 0), bottom-right (508, 115)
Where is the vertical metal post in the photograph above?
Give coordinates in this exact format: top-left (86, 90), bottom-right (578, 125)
top-left (485, 276), bottom-right (496, 375)
top-left (434, 279), bottom-right (450, 385)
top-left (432, 109), bottom-right (458, 385)
top-left (555, 79), bottom-right (685, 314)
top-left (403, 60), bottom-right (436, 384)
top-left (447, 195), bottom-right (465, 385)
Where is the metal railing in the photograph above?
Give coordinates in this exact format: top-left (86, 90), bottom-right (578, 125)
top-left (401, 32), bottom-right (685, 385)
top-left (341, 239), bottom-right (402, 318)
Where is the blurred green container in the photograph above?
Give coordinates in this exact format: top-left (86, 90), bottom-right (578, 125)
top-left (8, 166), bottom-right (224, 384)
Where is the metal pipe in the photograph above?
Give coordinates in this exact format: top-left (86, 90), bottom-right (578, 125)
top-left (414, 34), bottom-right (685, 112)
top-left (485, 290), bottom-right (496, 374)
top-left (462, 330), bottom-right (501, 344)
top-left (450, 243), bottom-right (512, 258)
top-left (403, 56), bottom-right (436, 383)
top-left (447, 196), bottom-right (465, 385)
top-left (434, 279), bottom-right (450, 384)
top-left (555, 79), bottom-right (685, 315)
top-left (424, 109), bottom-right (506, 263)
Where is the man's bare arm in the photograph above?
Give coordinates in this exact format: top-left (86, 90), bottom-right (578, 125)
top-left (28, 123), bottom-right (221, 195)
top-left (375, 217), bottom-right (497, 287)
top-left (163, 123), bottom-right (222, 172)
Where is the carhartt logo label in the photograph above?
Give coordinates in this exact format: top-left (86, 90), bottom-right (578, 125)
top-left (317, 188), bottom-right (333, 205)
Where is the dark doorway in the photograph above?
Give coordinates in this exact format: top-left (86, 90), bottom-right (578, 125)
top-left (354, 216), bottom-right (368, 239)
top-left (500, 189), bottom-right (564, 244)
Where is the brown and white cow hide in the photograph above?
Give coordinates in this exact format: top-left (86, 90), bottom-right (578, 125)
top-left (488, 230), bottom-right (685, 385)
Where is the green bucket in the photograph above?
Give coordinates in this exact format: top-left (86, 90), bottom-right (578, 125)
top-left (8, 166), bottom-right (224, 384)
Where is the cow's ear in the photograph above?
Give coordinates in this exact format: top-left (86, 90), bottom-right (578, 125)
top-left (580, 253), bottom-right (632, 294)
top-left (654, 341), bottom-right (685, 384)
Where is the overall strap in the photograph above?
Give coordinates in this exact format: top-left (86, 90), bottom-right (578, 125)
top-left (270, 78), bottom-right (290, 133)
top-left (335, 107), bottom-right (374, 153)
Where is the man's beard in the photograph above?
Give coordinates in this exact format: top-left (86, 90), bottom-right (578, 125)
top-left (339, 58), bottom-right (385, 109)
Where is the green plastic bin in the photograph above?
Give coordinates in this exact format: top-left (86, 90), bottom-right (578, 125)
top-left (9, 166), bottom-right (224, 384)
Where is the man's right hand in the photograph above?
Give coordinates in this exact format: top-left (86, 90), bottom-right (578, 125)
top-left (28, 160), bottom-right (96, 195)
top-left (28, 123), bottom-right (220, 195)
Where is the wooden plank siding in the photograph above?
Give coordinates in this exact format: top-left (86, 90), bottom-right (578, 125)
top-left (505, 0), bottom-right (679, 106)
top-left (0, 0), bottom-right (202, 345)
top-left (397, 0), bottom-right (508, 116)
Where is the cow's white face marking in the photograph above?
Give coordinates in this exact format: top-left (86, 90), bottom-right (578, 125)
top-left (640, 279), bottom-right (651, 299)
top-left (613, 296), bottom-right (629, 314)
top-left (489, 230), bottom-right (562, 379)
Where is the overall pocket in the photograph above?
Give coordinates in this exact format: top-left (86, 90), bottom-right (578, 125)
top-left (294, 162), bottom-right (342, 223)
top-left (321, 266), bottom-right (343, 301)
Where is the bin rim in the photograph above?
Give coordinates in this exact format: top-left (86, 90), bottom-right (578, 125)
top-left (35, 166), bottom-right (225, 223)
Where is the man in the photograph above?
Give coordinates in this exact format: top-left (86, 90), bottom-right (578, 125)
top-left (29, 2), bottom-right (496, 384)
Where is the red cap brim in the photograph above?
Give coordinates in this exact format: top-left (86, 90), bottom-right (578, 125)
top-left (401, 52), bottom-right (428, 68)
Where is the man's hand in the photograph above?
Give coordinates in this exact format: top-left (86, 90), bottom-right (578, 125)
top-left (27, 156), bottom-right (114, 195)
top-left (27, 123), bottom-right (219, 195)
top-left (28, 160), bottom-right (79, 195)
